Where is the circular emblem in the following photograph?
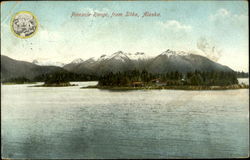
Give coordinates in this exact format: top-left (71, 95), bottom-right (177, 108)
top-left (11, 11), bottom-right (38, 39)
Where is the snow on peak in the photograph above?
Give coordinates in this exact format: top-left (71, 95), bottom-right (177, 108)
top-left (161, 49), bottom-right (189, 57)
top-left (111, 51), bottom-right (127, 57)
top-left (71, 58), bottom-right (84, 64)
top-left (71, 49), bottom-right (191, 64)
top-left (85, 57), bottom-right (96, 63)
top-left (106, 51), bottom-right (150, 61)
top-left (98, 54), bottom-right (108, 61)
top-left (32, 59), bottom-right (65, 67)
top-left (127, 52), bottom-right (149, 60)
top-left (109, 51), bottom-right (130, 61)
top-left (115, 51), bottom-right (124, 54)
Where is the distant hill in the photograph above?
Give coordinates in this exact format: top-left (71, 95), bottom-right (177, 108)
top-left (1, 55), bottom-right (64, 81)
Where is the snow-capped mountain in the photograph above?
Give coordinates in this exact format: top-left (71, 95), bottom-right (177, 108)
top-left (107, 51), bottom-right (130, 62)
top-left (71, 58), bottom-right (84, 64)
top-left (85, 57), bottom-right (96, 63)
top-left (160, 49), bottom-right (190, 57)
top-left (97, 54), bottom-right (108, 61)
top-left (63, 49), bottom-right (233, 75)
top-left (32, 59), bottom-right (65, 67)
top-left (97, 51), bottom-right (150, 62)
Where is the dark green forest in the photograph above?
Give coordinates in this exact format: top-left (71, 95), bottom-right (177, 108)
top-left (235, 71), bottom-right (249, 78)
top-left (2, 77), bottom-right (32, 84)
top-left (2, 71), bottom-right (98, 84)
top-left (34, 71), bottom-right (99, 84)
top-left (98, 70), bottom-right (239, 86)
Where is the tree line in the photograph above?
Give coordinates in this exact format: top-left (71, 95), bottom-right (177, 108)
top-left (2, 71), bottom-right (98, 84)
top-left (98, 70), bottom-right (239, 86)
top-left (34, 71), bottom-right (99, 84)
top-left (2, 77), bottom-right (32, 84)
top-left (235, 71), bottom-right (249, 78)
top-left (2, 69), bottom-right (239, 86)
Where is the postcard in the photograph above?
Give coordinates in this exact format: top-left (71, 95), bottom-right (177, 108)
top-left (1, 0), bottom-right (249, 159)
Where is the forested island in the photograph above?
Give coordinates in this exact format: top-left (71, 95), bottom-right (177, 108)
top-left (83, 70), bottom-right (249, 90)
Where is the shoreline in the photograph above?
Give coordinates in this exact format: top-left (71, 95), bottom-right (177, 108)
top-left (81, 84), bottom-right (249, 90)
top-left (31, 83), bottom-right (77, 87)
top-left (1, 82), bottom-right (36, 85)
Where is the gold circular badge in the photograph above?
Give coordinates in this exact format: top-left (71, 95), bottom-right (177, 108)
top-left (11, 11), bottom-right (38, 39)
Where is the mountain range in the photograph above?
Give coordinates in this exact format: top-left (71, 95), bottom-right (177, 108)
top-left (63, 49), bottom-right (233, 75)
top-left (1, 49), bottom-right (234, 81)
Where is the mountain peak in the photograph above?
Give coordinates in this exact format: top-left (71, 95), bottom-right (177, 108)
top-left (109, 51), bottom-right (130, 61)
top-left (98, 54), bottom-right (108, 61)
top-left (85, 57), bottom-right (96, 63)
top-left (114, 51), bottom-right (124, 54)
top-left (161, 49), bottom-right (189, 57)
top-left (71, 58), bottom-right (84, 64)
top-left (97, 51), bottom-right (149, 61)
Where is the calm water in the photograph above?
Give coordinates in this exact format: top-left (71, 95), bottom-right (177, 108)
top-left (1, 80), bottom-right (249, 159)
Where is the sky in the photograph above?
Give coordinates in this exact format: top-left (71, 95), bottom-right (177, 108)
top-left (1, 1), bottom-right (249, 72)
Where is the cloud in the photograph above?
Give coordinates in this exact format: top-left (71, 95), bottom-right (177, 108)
top-left (209, 8), bottom-right (247, 28)
top-left (197, 37), bottom-right (222, 62)
top-left (210, 8), bottom-right (230, 20)
top-left (158, 20), bottom-right (192, 32)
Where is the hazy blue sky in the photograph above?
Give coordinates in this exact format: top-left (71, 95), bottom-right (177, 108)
top-left (1, 1), bottom-right (248, 71)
